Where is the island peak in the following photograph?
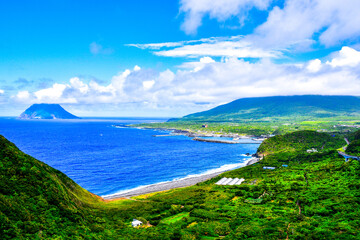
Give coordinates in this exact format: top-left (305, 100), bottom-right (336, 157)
top-left (19, 103), bottom-right (80, 119)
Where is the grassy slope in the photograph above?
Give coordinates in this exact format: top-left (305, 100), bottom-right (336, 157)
top-left (180, 95), bottom-right (360, 122)
top-left (1, 131), bottom-right (360, 239)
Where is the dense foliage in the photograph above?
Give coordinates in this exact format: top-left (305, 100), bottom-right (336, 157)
top-left (1, 130), bottom-right (360, 239)
top-left (347, 129), bottom-right (360, 142)
top-left (257, 130), bottom-right (345, 155)
top-left (346, 139), bottom-right (360, 155)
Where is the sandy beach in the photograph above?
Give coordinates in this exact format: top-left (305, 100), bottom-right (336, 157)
top-left (103, 157), bottom-right (260, 200)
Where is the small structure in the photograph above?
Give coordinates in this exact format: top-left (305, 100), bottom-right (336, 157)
top-left (263, 166), bottom-right (275, 170)
top-left (202, 124), bottom-right (208, 128)
top-left (306, 148), bottom-right (318, 153)
top-left (131, 219), bottom-right (143, 227)
top-left (215, 177), bottom-right (245, 185)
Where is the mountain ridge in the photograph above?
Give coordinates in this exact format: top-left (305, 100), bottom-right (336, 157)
top-left (179, 95), bottom-right (360, 122)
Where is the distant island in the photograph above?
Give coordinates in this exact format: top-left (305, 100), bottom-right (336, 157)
top-left (19, 103), bottom-right (80, 119)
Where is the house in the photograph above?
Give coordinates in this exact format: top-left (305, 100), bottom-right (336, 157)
top-left (306, 148), bottom-right (318, 153)
top-left (131, 219), bottom-right (143, 227)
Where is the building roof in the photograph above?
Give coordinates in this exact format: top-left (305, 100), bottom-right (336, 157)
top-left (132, 219), bottom-right (143, 226)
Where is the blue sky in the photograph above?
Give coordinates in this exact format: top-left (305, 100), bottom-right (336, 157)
top-left (1, 0), bottom-right (360, 117)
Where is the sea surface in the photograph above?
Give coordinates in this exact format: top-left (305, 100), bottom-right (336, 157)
top-left (0, 117), bottom-right (260, 197)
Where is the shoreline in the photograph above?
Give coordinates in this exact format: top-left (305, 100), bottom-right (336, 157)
top-left (103, 157), bottom-right (260, 200)
top-left (125, 125), bottom-right (256, 139)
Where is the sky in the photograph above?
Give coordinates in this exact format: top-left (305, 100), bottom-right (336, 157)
top-left (1, 0), bottom-right (360, 117)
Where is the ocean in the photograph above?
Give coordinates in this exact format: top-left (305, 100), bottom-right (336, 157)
top-left (0, 117), bottom-right (260, 197)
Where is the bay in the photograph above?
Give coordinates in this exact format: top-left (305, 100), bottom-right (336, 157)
top-left (0, 118), bottom-right (260, 196)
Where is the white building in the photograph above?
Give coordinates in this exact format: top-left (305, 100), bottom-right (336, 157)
top-left (306, 148), bottom-right (318, 153)
top-left (131, 219), bottom-right (143, 227)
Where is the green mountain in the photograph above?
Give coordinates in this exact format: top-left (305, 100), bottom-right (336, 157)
top-left (19, 104), bottom-right (80, 119)
top-left (180, 95), bottom-right (360, 122)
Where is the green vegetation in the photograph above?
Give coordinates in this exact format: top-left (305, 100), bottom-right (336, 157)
top-left (135, 119), bottom-right (360, 138)
top-left (346, 140), bottom-right (360, 155)
top-left (1, 129), bottom-right (360, 239)
top-left (161, 212), bottom-right (189, 224)
top-left (179, 95), bottom-right (360, 122)
top-left (347, 129), bottom-right (360, 142)
top-left (257, 130), bottom-right (345, 155)
top-left (345, 130), bottom-right (360, 155)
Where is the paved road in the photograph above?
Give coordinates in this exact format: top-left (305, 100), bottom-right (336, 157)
top-left (338, 151), bottom-right (359, 161)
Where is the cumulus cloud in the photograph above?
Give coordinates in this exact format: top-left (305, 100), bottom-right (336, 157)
top-left (251, 0), bottom-right (360, 49)
top-left (12, 47), bottom-right (360, 115)
top-left (16, 91), bottom-right (30, 101)
top-left (180, 0), bottom-right (272, 34)
top-left (0, 89), bottom-right (4, 94)
top-left (326, 46), bottom-right (360, 67)
top-left (180, 0), bottom-right (360, 50)
top-left (306, 59), bottom-right (322, 73)
top-left (34, 83), bottom-right (71, 103)
top-left (89, 42), bottom-right (113, 55)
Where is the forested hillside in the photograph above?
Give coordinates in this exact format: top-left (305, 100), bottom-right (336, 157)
top-left (257, 130), bottom-right (345, 155)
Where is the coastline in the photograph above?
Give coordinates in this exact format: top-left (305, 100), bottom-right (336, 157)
top-left (103, 157), bottom-right (260, 200)
top-left (126, 125), bottom-right (256, 139)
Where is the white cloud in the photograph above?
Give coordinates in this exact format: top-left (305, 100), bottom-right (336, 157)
top-left (180, 0), bottom-right (272, 34)
top-left (200, 57), bottom-right (215, 63)
top-left (128, 36), bottom-right (281, 59)
top-left (70, 77), bottom-right (89, 94)
top-left (179, 56), bottom-right (216, 72)
top-left (12, 47), bottom-right (360, 116)
top-left (180, 0), bottom-right (360, 50)
top-left (326, 46), bottom-right (360, 67)
top-left (0, 89), bottom-right (4, 94)
top-left (89, 42), bottom-right (113, 55)
top-left (250, 0), bottom-right (360, 49)
top-left (16, 91), bottom-right (30, 101)
top-left (307, 59), bottom-right (322, 72)
top-left (34, 83), bottom-right (70, 103)
top-left (143, 80), bottom-right (155, 90)
top-left (126, 42), bottom-right (185, 50)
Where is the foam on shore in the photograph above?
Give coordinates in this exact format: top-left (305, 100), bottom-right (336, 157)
top-left (102, 157), bottom-right (257, 199)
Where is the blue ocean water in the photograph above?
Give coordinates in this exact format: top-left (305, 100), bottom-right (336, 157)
top-left (0, 118), bottom-right (260, 197)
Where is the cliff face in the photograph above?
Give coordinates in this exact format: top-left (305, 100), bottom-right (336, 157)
top-left (19, 104), bottom-right (80, 119)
